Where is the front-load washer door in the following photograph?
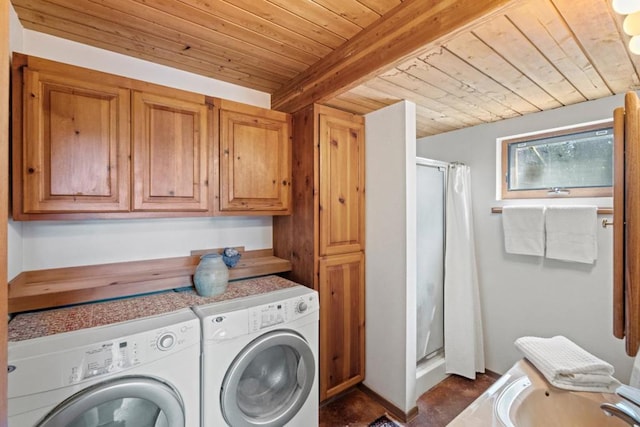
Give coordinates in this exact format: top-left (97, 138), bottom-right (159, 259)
top-left (221, 329), bottom-right (316, 427)
top-left (36, 375), bottom-right (184, 427)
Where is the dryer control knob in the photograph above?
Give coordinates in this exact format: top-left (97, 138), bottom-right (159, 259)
top-left (296, 301), bottom-right (308, 313)
top-left (157, 333), bottom-right (176, 351)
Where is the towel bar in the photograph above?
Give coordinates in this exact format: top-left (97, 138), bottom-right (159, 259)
top-left (491, 207), bottom-right (613, 215)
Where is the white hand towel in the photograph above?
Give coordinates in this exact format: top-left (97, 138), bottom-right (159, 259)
top-left (502, 206), bottom-right (546, 256)
top-left (545, 206), bottom-right (598, 264)
top-left (515, 335), bottom-right (620, 392)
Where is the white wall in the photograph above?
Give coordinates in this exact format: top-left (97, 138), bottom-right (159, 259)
top-left (365, 101), bottom-right (417, 413)
top-left (21, 31), bottom-right (270, 108)
top-left (417, 94), bottom-right (634, 381)
top-left (8, 5), bottom-right (21, 53)
top-left (8, 7), bottom-right (273, 275)
top-left (20, 217), bottom-right (272, 270)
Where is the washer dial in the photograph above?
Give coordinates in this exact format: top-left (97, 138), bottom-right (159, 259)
top-left (157, 332), bottom-right (176, 351)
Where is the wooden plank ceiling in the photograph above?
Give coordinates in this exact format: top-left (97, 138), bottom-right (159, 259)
top-left (11, 0), bottom-right (640, 137)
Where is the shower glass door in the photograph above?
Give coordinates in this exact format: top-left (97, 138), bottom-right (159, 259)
top-left (416, 158), bottom-right (446, 363)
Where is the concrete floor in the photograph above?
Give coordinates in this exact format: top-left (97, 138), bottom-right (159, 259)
top-left (319, 372), bottom-right (499, 426)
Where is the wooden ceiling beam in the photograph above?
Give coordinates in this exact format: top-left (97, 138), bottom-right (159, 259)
top-left (271, 0), bottom-right (516, 113)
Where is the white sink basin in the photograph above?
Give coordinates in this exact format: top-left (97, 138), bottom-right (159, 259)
top-left (448, 359), bottom-right (628, 427)
top-left (496, 376), bottom-right (627, 427)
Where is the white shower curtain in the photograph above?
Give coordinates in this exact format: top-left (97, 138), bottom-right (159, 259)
top-left (444, 163), bottom-right (485, 379)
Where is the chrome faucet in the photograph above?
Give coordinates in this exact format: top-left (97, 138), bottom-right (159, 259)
top-left (601, 385), bottom-right (640, 426)
top-left (602, 402), bottom-right (640, 426)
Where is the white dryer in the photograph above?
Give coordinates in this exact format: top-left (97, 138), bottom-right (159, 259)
top-left (8, 308), bottom-right (200, 427)
top-left (193, 285), bottom-right (319, 427)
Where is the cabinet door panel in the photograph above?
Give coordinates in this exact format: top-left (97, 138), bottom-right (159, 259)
top-left (319, 114), bottom-right (364, 256)
top-left (614, 106), bottom-right (625, 340)
top-left (132, 91), bottom-right (209, 212)
top-left (319, 252), bottom-right (365, 400)
top-left (219, 108), bottom-right (291, 213)
top-left (23, 70), bottom-right (130, 213)
top-left (49, 91), bottom-right (110, 196)
top-left (620, 92), bottom-right (640, 356)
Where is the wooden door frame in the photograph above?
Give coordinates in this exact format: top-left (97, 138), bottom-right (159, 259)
top-left (1, 0), bottom-right (10, 424)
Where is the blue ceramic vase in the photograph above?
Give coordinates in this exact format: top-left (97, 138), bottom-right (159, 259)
top-left (193, 253), bottom-right (229, 297)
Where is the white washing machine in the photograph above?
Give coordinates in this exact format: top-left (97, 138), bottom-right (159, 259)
top-left (193, 285), bottom-right (319, 427)
top-left (8, 308), bottom-right (200, 427)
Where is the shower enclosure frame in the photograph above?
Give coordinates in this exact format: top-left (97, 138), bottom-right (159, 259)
top-left (415, 157), bottom-right (449, 395)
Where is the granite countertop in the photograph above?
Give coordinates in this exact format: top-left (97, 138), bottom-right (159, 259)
top-left (9, 275), bottom-right (300, 342)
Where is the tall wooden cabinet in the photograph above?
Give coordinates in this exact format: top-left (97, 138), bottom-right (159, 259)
top-left (274, 104), bottom-right (365, 401)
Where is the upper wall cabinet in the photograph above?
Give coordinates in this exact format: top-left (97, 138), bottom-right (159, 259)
top-left (13, 54), bottom-right (224, 220)
top-left (12, 54), bottom-right (292, 220)
top-left (18, 67), bottom-right (131, 216)
top-left (216, 99), bottom-right (291, 215)
top-left (132, 91), bottom-right (209, 212)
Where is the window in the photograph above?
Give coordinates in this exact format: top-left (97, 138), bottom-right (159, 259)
top-left (499, 120), bottom-right (613, 199)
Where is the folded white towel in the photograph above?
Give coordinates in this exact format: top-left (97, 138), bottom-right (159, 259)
top-left (545, 206), bottom-right (598, 264)
top-left (515, 335), bottom-right (620, 392)
top-left (502, 206), bottom-right (545, 256)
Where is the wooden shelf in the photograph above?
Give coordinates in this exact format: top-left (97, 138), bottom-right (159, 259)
top-left (8, 247), bottom-right (291, 313)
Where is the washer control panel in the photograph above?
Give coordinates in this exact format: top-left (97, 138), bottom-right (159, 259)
top-left (8, 311), bottom-right (201, 398)
top-left (249, 292), bottom-right (319, 332)
top-left (205, 290), bottom-right (319, 340)
top-left (205, 291), bottom-right (320, 341)
top-left (64, 319), bottom-right (198, 384)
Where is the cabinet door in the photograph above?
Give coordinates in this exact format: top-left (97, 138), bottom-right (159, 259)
top-left (319, 113), bottom-right (365, 256)
top-left (219, 104), bottom-right (291, 214)
top-left (613, 104), bottom-right (625, 341)
top-left (21, 69), bottom-right (130, 213)
top-left (318, 252), bottom-right (365, 400)
top-left (615, 92), bottom-right (640, 356)
top-left (132, 90), bottom-right (209, 212)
